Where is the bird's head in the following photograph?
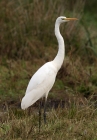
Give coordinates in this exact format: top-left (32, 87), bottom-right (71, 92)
top-left (56, 16), bottom-right (78, 24)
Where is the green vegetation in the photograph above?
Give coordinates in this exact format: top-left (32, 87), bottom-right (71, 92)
top-left (1, 104), bottom-right (97, 140)
top-left (0, 0), bottom-right (97, 139)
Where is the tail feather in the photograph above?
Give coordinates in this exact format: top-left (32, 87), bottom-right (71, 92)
top-left (21, 89), bottom-right (45, 110)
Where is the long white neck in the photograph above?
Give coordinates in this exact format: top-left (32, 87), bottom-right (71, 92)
top-left (53, 21), bottom-right (65, 71)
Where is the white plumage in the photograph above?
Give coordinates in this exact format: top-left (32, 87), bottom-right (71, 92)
top-left (21, 16), bottom-right (77, 110)
top-left (21, 62), bottom-right (57, 109)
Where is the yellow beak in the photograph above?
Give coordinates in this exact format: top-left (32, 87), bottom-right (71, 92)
top-left (65, 18), bottom-right (78, 20)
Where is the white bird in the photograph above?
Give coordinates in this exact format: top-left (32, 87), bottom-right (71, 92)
top-left (21, 16), bottom-right (77, 130)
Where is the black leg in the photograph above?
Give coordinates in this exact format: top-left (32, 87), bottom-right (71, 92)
top-left (39, 100), bottom-right (42, 132)
top-left (43, 99), bottom-right (47, 124)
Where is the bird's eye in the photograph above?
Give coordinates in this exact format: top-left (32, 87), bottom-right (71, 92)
top-left (61, 18), bottom-right (65, 20)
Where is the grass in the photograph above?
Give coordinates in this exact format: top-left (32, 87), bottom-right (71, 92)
top-left (0, 0), bottom-right (90, 60)
top-left (1, 103), bottom-right (97, 139)
top-left (0, 58), bottom-right (97, 139)
top-left (0, 0), bottom-right (97, 139)
top-left (0, 57), bottom-right (97, 101)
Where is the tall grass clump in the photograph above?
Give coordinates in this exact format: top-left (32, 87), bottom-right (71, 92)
top-left (0, 103), bottom-right (97, 140)
top-left (0, 0), bottom-right (90, 60)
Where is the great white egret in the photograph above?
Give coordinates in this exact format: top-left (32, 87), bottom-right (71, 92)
top-left (21, 16), bottom-right (77, 130)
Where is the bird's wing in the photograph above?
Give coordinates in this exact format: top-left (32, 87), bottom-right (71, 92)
top-left (25, 62), bottom-right (57, 94)
top-left (21, 62), bottom-right (57, 109)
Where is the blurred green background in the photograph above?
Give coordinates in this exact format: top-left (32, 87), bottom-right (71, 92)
top-left (0, 0), bottom-right (97, 60)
